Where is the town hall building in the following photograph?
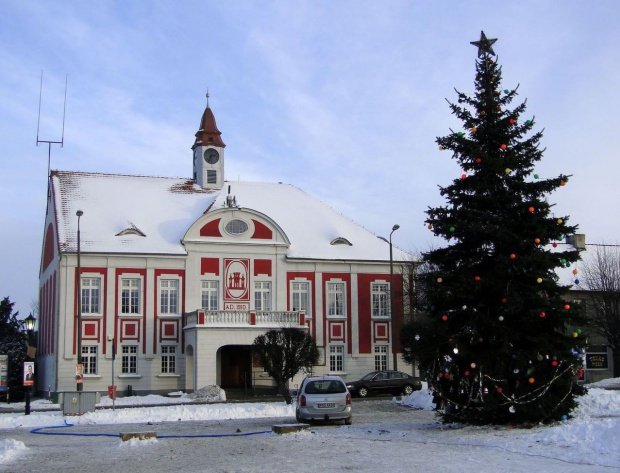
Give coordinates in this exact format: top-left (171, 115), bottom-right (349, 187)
top-left (36, 97), bottom-right (410, 397)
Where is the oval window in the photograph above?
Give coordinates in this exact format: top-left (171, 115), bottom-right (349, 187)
top-left (225, 219), bottom-right (248, 235)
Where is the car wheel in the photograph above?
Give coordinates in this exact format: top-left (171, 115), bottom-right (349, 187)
top-left (403, 384), bottom-right (414, 395)
top-left (358, 387), bottom-right (369, 398)
top-left (345, 417), bottom-right (353, 425)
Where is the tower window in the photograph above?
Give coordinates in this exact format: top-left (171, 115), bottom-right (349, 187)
top-left (225, 219), bottom-right (248, 235)
top-left (207, 170), bottom-right (217, 184)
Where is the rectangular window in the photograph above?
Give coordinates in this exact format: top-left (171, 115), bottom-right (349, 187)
top-left (207, 170), bottom-right (217, 184)
top-left (121, 279), bottom-right (141, 314)
top-left (254, 282), bottom-right (271, 311)
top-left (81, 278), bottom-right (101, 314)
top-left (121, 345), bottom-right (138, 374)
top-left (327, 282), bottom-right (345, 317)
top-left (81, 346), bottom-right (98, 374)
top-left (374, 345), bottom-right (388, 371)
top-left (329, 345), bottom-right (344, 372)
top-left (372, 283), bottom-right (389, 318)
top-left (201, 281), bottom-right (219, 310)
top-left (160, 279), bottom-right (179, 314)
top-left (291, 281), bottom-right (310, 312)
top-left (161, 345), bottom-right (176, 374)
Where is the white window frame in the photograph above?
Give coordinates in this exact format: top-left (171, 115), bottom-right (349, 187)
top-left (201, 280), bottom-right (219, 310)
top-left (374, 345), bottom-right (389, 371)
top-left (329, 345), bottom-right (344, 373)
top-left (161, 345), bottom-right (177, 374)
top-left (81, 345), bottom-right (98, 375)
top-left (326, 282), bottom-right (346, 318)
top-left (80, 277), bottom-right (101, 315)
top-left (291, 281), bottom-right (311, 314)
top-left (254, 281), bottom-right (272, 311)
top-left (121, 345), bottom-right (138, 374)
top-left (371, 282), bottom-right (390, 318)
top-left (121, 278), bottom-right (141, 315)
top-left (160, 278), bottom-right (180, 315)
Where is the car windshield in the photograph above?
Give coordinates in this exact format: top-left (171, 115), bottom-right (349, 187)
top-left (305, 380), bottom-right (347, 394)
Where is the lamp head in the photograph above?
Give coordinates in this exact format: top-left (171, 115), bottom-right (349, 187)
top-left (392, 224), bottom-right (400, 232)
top-left (76, 210), bottom-right (83, 217)
top-left (24, 313), bottom-right (36, 331)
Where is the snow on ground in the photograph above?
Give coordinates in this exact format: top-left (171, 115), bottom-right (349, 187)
top-left (1, 380), bottom-right (619, 470)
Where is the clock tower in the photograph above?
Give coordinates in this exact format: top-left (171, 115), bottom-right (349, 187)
top-left (192, 94), bottom-right (226, 190)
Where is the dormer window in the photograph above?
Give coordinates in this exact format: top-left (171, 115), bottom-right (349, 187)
top-left (116, 223), bottom-right (146, 237)
top-left (330, 237), bottom-right (352, 246)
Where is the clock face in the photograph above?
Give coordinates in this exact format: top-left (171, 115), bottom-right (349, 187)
top-left (204, 148), bottom-right (220, 164)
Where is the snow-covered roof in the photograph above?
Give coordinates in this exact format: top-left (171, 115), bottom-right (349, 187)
top-left (51, 171), bottom-right (409, 262)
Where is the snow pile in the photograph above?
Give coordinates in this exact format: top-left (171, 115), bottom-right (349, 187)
top-left (0, 439), bottom-right (27, 463)
top-left (398, 388), bottom-right (436, 410)
top-left (188, 385), bottom-right (226, 402)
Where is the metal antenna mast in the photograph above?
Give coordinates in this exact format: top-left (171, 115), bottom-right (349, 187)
top-left (37, 70), bottom-right (68, 177)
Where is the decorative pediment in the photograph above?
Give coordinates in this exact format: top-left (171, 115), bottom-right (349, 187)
top-left (116, 222), bottom-right (146, 237)
top-left (330, 237), bottom-right (352, 246)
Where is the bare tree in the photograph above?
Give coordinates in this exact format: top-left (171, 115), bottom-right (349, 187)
top-left (580, 245), bottom-right (620, 377)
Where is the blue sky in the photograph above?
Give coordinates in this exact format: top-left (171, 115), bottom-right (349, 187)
top-left (1, 1), bottom-right (619, 318)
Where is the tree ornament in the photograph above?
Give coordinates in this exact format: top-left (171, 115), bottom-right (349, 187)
top-left (497, 387), bottom-right (503, 393)
top-left (442, 315), bottom-right (448, 321)
top-left (560, 180), bottom-right (566, 186)
top-left (513, 369), bottom-right (519, 374)
top-left (453, 347), bottom-right (459, 354)
top-left (540, 312), bottom-right (546, 318)
top-left (509, 118), bottom-right (516, 124)
top-left (501, 297), bottom-right (508, 303)
top-left (572, 331), bottom-right (579, 338)
top-left (557, 219), bottom-right (563, 224)
top-left (505, 168), bottom-right (511, 174)
top-left (480, 110), bottom-right (486, 115)
top-left (572, 269), bottom-right (578, 275)
top-left (437, 277), bottom-right (443, 283)
top-left (552, 360), bottom-right (558, 367)
top-left (510, 253), bottom-right (516, 259)
top-left (470, 363), bottom-right (477, 369)
top-left (509, 406), bottom-right (516, 414)
top-left (528, 377), bottom-right (535, 384)
top-left (439, 146), bottom-right (444, 151)
top-left (470, 31), bottom-right (498, 57)
top-left (529, 206), bottom-right (535, 213)
top-left (475, 158), bottom-right (482, 163)
top-left (537, 278), bottom-right (543, 283)
top-left (427, 224), bottom-right (433, 230)
top-left (564, 304), bottom-right (571, 310)
top-left (471, 127), bottom-right (477, 132)
top-left (526, 120), bottom-right (532, 125)
top-left (457, 132), bottom-right (464, 137)
top-left (534, 238), bottom-right (541, 244)
top-left (575, 279), bottom-right (580, 284)
top-left (464, 370), bottom-right (470, 376)
top-left (450, 226), bottom-right (456, 232)
top-left (537, 354), bottom-right (543, 361)
top-left (534, 174), bottom-right (539, 179)
top-left (498, 315), bottom-right (504, 321)
top-left (560, 258), bottom-right (566, 264)
top-left (504, 89), bottom-right (510, 94)
top-left (552, 243), bottom-right (558, 248)
top-left (461, 174), bottom-right (467, 179)
top-left (500, 144), bottom-right (507, 150)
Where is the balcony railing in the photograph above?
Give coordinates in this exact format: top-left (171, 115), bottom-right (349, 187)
top-left (185, 310), bottom-right (306, 328)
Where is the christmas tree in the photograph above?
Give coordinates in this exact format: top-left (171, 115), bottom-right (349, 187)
top-left (415, 32), bottom-right (586, 425)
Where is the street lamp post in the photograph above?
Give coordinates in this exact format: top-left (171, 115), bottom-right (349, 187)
top-left (23, 313), bottom-right (36, 415)
top-left (389, 224), bottom-right (400, 370)
top-left (76, 210), bottom-right (83, 392)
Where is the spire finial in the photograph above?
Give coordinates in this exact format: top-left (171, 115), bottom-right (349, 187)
top-left (206, 89), bottom-right (210, 108)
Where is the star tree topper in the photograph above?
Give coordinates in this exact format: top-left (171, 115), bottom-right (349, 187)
top-left (470, 31), bottom-right (497, 57)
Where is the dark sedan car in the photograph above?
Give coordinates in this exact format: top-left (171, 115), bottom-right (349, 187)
top-left (346, 370), bottom-right (422, 397)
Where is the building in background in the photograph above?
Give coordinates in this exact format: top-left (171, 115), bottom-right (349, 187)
top-left (37, 98), bottom-right (410, 396)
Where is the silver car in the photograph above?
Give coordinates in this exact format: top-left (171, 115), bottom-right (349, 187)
top-left (296, 376), bottom-right (353, 425)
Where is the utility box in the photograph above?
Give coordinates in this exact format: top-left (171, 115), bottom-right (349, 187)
top-left (62, 391), bottom-right (97, 415)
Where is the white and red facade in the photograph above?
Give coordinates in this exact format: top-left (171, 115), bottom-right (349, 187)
top-left (37, 100), bottom-right (409, 396)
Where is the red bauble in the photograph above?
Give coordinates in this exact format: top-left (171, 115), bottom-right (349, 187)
top-left (442, 315), bottom-right (448, 321)
top-left (475, 158), bottom-right (482, 163)
top-left (497, 387), bottom-right (503, 393)
top-left (509, 119), bottom-right (516, 124)
top-left (564, 304), bottom-right (571, 310)
top-left (551, 360), bottom-right (558, 367)
top-left (540, 312), bottom-right (546, 318)
top-left (510, 253), bottom-right (516, 259)
top-left (474, 276), bottom-right (481, 281)
top-left (464, 371), bottom-right (470, 376)
top-left (500, 144), bottom-right (507, 150)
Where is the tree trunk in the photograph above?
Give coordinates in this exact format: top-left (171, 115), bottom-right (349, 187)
top-left (278, 380), bottom-right (292, 404)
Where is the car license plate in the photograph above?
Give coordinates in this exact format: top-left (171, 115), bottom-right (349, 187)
top-left (317, 402), bottom-right (336, 408)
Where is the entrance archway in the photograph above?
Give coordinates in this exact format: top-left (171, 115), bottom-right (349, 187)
top-left (219, 345), bottom-right (252, 389)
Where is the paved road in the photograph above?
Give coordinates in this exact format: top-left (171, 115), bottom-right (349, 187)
top-left (0, 400), bottom-right (615, 473)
